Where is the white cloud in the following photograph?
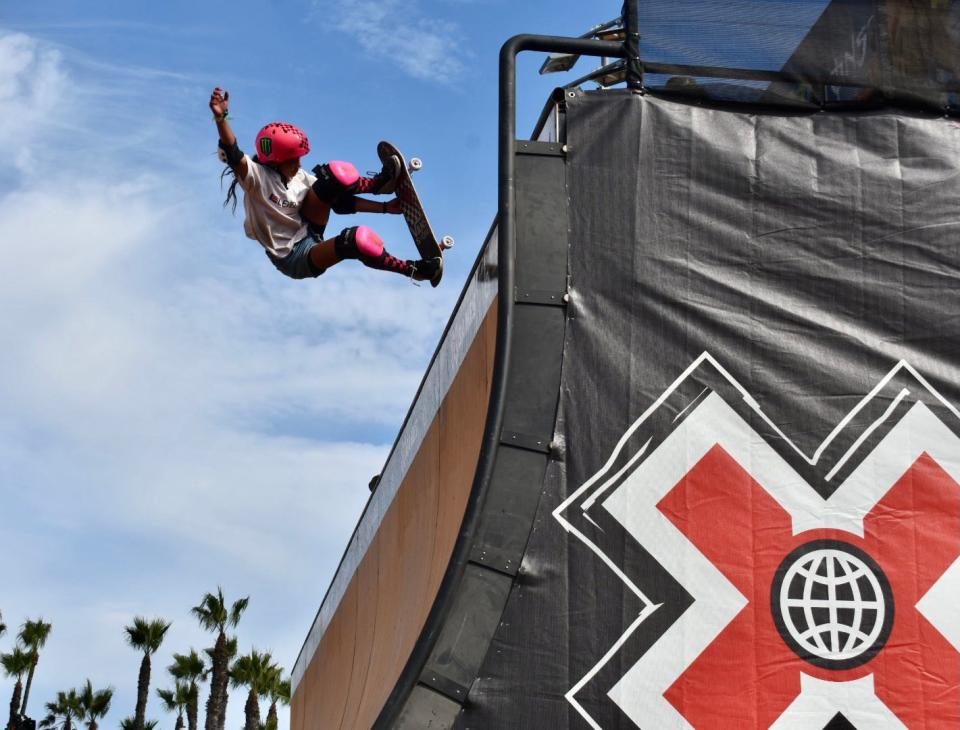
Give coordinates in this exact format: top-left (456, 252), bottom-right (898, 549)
top-left (0, 33), bottom-right (67, 172)
top-left (321, 0), bottom-right (468, 83)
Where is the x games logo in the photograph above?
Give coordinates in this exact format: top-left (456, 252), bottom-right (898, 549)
top-left (555, 354), bottom-right (960, 729)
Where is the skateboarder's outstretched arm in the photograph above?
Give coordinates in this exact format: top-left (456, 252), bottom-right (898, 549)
top-left (355, 197), bottom-right (402, 215)
top-left (298, 192), bottom-right (399, 242)
top-left (209, 88), bottom-right (247, 180)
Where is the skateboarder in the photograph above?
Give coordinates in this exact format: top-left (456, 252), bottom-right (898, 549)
top-left (210, 87), bottom-right (441, 282)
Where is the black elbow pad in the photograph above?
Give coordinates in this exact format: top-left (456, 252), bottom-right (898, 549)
top-left (218, 139), bottom-right (244, 166)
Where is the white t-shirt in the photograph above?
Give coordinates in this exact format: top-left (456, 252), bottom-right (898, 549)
top-left (238, 154), bottom-right (317, 258)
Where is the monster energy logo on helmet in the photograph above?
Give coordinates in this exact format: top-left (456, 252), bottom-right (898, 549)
top-left (259, 137), bottom-right (273, 156)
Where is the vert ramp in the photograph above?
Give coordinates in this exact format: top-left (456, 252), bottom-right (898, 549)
top-left (292, 89), bottom-right (960, 729)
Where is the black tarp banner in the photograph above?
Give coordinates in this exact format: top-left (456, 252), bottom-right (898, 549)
top-left (464, 91), bottom-right (960, 728)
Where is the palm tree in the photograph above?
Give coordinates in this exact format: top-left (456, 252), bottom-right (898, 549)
top-left (39, 690), bottom-right (81, 730)
top-left (201, 638), bottom-right (236, 730)
top-left (0, 611), bottom-right (6, 641)
top-left (229, 649), bottom-right (273, 730)
top-left (124, 617), bottom-right (171, 730)
top-left (203, 635), bottom-right (236, 727)
top-left (203, 636), bottom-right (239, 723)
top-left (191, 589), bottom-right (247, 730)
top-left (75, 680), bottom-right (112, 730)
top-left (18, 618), bottom-right (52, 716)
top-left (156, 682), bottom-right (191, 730)
top-left (168, 650), bottom-right (206, 730)
top-left (262, 670), bottom-right (289, 730)
top-left (2, 647), bottom-right (32, 730)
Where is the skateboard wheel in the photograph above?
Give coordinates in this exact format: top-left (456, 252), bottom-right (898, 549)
top-left (441, 235), bottom-right (455, 250)
top-left (409, 157), bottom-right (423, 172)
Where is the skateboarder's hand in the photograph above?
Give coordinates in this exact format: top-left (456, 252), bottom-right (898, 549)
top-left (385, 198), bottom-right (402, 215)
top-left (210, 87), bottom-right (230, 118)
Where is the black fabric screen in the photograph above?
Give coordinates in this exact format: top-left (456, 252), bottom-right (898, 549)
top-left (459, 91), bottom-right (960, 728)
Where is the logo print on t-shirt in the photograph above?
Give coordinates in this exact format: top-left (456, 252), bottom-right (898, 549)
top-left (268, 193), bottom-right (297, 209)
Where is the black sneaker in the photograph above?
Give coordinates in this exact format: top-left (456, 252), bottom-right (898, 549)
top-left (370, 155), bottom-right (400, 194)
top-left (410, 256), bottom-right (443, 287)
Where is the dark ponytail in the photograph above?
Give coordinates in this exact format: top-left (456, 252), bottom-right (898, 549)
top-left (221, 166), bottom-right (240, 213)
top-left (220, 154), bottom-right (263, 213)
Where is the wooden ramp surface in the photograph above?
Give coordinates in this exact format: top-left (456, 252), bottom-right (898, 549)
top-left (291, 301), bottom-right (497, 730)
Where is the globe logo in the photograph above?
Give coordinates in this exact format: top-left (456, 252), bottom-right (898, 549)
top-left (772, 539), bottom-right (894, 670)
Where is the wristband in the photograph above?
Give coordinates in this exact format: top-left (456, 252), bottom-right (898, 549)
top-left (212, 111), bottom-right (229, 122)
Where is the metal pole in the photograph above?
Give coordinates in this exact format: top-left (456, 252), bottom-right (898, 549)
top-left (623, 0), bottom-right (642, 90)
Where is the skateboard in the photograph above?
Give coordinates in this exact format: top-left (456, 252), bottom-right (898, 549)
top-left (377, 140), bottom-right (453, 287)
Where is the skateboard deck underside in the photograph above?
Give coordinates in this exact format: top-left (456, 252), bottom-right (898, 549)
top-left (378, 141), bottom-right (444, 263)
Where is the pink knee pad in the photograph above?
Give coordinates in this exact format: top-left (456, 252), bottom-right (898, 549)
top-left (328, 160), bottom-right (360, 187)
top-left (354, 226), bottom-right (384, 259)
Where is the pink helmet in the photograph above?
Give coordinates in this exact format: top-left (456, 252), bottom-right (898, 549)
top-left (254, 122), bottom-right (310, 164)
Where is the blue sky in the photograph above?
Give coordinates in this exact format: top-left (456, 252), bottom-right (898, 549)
top-left (0, 1), bottom-right (630, 728)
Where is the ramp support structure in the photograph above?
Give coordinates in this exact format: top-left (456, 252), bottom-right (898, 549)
top-left (374, 32), bottom-right (624, 729)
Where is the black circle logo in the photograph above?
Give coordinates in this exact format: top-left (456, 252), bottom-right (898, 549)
top-left (771, 539), bottom-right (894, 670)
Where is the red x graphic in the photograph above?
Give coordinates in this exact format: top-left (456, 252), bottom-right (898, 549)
top-left (657, 445), bottom-right (960, 727)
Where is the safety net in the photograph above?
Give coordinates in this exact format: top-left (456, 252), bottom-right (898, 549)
top-left (577, 1), bottom-right (960, 112)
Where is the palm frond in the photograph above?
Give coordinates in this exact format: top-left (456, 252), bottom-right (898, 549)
top-left (18, 618), bottom-right (53, 650)
top-left (228, 596), bottom-right (249, 628)
top-left (168, 649), bottom-right (207, 683)
top-left (77, 679), bottom-right (113, 721)
top-left (120, 718), bottom-right (158, 730)
top-left (156, 680), bottom-right (191, 714)
top-left (124, 616), bottom-right (172, 654)
top-left (230, 648), bottom-right (275, 693)
top-left (191, 588), bottom-right (229, 633)
top-left (64, 688), bottom-right (82, 717)
top-left (41, 689), bottom-right (80, 729)
top-left (156, 688), bottom-right (175, 710)
top-left (270, 677), bottom-right (291, 706)
top-left (1, 646), bottom-right (33, 678)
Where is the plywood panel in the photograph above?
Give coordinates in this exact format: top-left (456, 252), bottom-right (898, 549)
top-left (396, 423), bottom-right (442, 657)
top-left (294, 300), bottom-right (497, 729)
top-left (354, 425), bottom-right (441, 729)
top-left (291, 679), bottom-right (304, 730)
top-left (354, 503), bottom-right (400, 723)
top-left (430, 306), bottom-right (497, 597)
top-left (338, 539), bottom-right (379, 729)
top-left (304, 576), bottom-right (357, 729)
